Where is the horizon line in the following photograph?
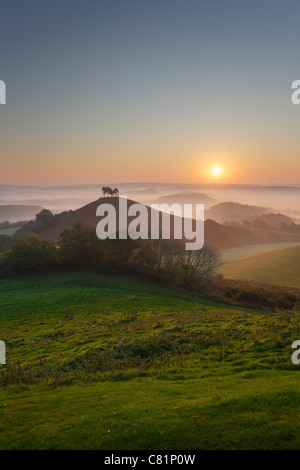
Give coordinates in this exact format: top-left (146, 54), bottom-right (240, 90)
top-left (1, 182), bottom-right (300, 188)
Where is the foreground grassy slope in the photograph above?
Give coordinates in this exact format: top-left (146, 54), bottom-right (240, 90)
top-left (0, 270), bottom-right (299, 449)
top-left (222, 245), bottom-right (300, 288)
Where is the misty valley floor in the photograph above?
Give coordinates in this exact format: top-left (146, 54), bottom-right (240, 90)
top-left (0, 270), bottom-right (300, 449)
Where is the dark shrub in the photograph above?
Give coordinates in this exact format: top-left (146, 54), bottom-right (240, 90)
top-left (3, 233), bottom-right (57, 273)
top-left (59, 222), bottom-right (103, 267)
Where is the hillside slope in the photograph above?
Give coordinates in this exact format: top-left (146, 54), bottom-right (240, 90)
top-left (222, 245), bottom-right (300, 287)
top-left (29, 198), bottom-right (300, 250)
top-left (0, 270), bottom-right (300, 449)
top-left (37, 197), bottom-right (186, 242)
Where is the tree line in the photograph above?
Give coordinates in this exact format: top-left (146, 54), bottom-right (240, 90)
top-left (1, 222), bottom-right (299, 310)
top-left (0, 222), bottom-right (221, 291)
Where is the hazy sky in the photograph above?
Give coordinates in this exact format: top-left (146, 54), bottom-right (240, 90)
top-left (1, 0), bottom-right (300, 184)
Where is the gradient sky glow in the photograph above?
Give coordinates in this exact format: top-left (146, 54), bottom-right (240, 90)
top-left (1, 0), bottom-right (300, 184)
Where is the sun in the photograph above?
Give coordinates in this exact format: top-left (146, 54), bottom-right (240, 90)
top-left (212, 167), bottom-right (221, 176)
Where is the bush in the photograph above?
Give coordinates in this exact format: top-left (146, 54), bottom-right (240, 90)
top-left (59, 222), bottom-right (102, 267)
top-left (208, 277), bottom-right (300, 310)
top-left (156, 241), bottom-right (222, 288)
top-left (2, 234), bottom-right (57, 273)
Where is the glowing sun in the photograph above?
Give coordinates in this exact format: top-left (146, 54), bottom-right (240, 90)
top-left (212, 167), bottom-right (221, 176)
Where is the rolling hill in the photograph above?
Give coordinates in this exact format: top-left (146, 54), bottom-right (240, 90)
top-left (222, 244), bottom-right (300, 288)
top-left (206, 202), bottom-right (271, 223)
top-left (155, 192), bottom-right (216, 207)
top-left (0, 205), bottom-right (43, 223)
top-left (34, 197), bottom-right (187, 242)
top-left (19, 197), bottom-right (300, 250)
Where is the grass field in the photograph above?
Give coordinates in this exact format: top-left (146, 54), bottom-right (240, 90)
top-left (222, 245), bottom-right (300, 288)
top-left (220, 242), bottom-right (300, 262)
top-left (0, 269), bottom-right (300, 449)
top-left (0, 227), bottom-right (20, 237)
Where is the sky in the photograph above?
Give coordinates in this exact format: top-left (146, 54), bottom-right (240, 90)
top-left (0, 0), bottom-right (300, 185)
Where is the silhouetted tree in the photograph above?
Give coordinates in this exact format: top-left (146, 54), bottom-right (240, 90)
top-left (102, 186), bottom-right (110, 197)
top-left (101, 186), bottom-right (119, 197)
top-left (35, 209), bottom-right (54, 227)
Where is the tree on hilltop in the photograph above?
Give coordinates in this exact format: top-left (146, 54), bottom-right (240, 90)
top-left (101, 186), bottom-right (119, 197)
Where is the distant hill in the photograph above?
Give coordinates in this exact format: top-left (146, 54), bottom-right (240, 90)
top-left (250, 212), bottom-right (294, 229)
top-left (0, 205), bottom-right (43, 223)
top-left (20, 197), bottom-right (300, 251)
top-left (207, 202), bottom-right (271, 223)
top-left (28, 197), bottom-right (260, 249)
top-left (36, 198), bottom-right (186, 243)
top-left (204, 219), bottom-right (261, 249)
top-left (155, 192), bottom-right (216, 207)
top-left (221, 245), bottom-right (300, 288)
top-left (204, 219), bottom-right (300, 249)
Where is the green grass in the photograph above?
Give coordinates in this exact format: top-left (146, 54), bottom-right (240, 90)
top-left (0, 227), bottom-right (20, 237)
top-left (222, 245), bottom-right (300, 288)
top-left (0, 269), bottom-right (300, 449)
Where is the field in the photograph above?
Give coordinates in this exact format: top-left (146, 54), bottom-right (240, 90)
top-left (0, 269), bottom-right (300, 449)
top-left (220, 242), bottom-right (300, 262)
top-left (0, 227), bottom-right (20, 237)
top-left (222, 245), bottom-right (300, 288)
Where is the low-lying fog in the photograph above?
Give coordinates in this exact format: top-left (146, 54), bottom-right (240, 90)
top-left (1, 183), bottom-right (300, 220)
